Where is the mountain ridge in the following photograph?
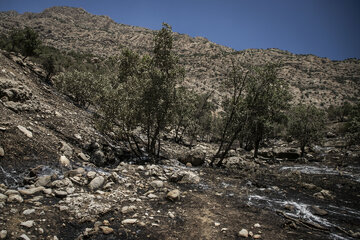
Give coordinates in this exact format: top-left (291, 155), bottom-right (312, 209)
top-left (0, 6), bottom-right (359, 107)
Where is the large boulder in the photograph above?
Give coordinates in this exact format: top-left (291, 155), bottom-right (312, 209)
top-left (178, 149), bottom-right (206, 166)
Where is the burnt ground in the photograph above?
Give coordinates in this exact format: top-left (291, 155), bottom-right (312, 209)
top-left (1, 51), bottom-right (360, 240)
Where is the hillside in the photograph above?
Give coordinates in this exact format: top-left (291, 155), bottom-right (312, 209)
top-left (0, 6), bottom-right (359, 107)
top-left (1, 6), bottom-right (360, 240)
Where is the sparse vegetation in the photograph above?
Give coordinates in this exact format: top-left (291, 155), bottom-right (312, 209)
top-left (288, 104), bottom-right (325, 156)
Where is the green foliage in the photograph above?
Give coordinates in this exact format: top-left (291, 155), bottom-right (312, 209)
top-left (345, 102), bottom-right (360, 146)
top-left (1, 27), bottom-right (41, 59)
top-left (54, 70), bottom-right (105, 108)
top-left (288, 104), bottom-right (325, 156)
top-left (326, 102), bottom-right (353, 122)
top-left (213, 63), bottom-right (290, 165)
top-left (97, 23), bottom-right (185, 161)
top-left (243, 64), bottom-right (291, 157)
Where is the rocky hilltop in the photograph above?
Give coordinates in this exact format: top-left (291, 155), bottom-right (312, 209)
top-left (0, 6), bottom-right (359, 107)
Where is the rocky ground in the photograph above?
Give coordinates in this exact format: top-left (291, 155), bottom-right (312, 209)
top-left (1, 50), bottom-right (360, 240)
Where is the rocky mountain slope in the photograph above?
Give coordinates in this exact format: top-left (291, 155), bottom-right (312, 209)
top-left (0, 49), bottom-right (359, 240)
top-left (0, 6), bottom-right (359, 107)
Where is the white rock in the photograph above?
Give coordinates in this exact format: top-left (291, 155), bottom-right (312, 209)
top-left (87, 171), bottom-right (97, 180)
top-left (60, 141), bottom-right (73, 156)
top-left (214, 222), bottom-right (220, 227)
top-left (17, 125), bottom-right (33, 138)
top-left (254, 234), bottom-right (261, 239)
top-left (89, 176), bottom-right (105, 191)
top-left (19, 234), bottom-right (31, 240)
top-left (5, 190), bottom-right (19, 195)
top-left (21, 220), bottom-right (34, 228)
top-left (0, 147), bottom-right (4, 157)
top-left (254, 223), bottom-right (261, 228)
top-left (23, 209), bottom-right (35, 215)
top-left (0, 230), bottom-right (7, 239)
top-left (78, 152), bottom-right (89, 161)
top-left (7, 194), bottom-right (23, 203)
top-left (121, 205), bottom-right (137, 214)
top-left (167, 189), bottom-right (180, 201)
top-left (239, 229), bottom-right (248, 238)
top-left (59, 156), bottom-right (71, 168)
top-left (150, 180), bottom-right (164, 188)
top-left (19, 187), bottom-right (45, 195)
top-left (122, 219), bottom-right (137, 224)
top-left (0, 193), bottom-right (7, 201)
top-left (147, 193), bottom-right (158, 199)
top-left (35, 175), bottom-right (52, 187)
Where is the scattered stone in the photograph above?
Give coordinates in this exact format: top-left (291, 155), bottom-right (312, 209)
top-left (150, 180), bottom-right (164, 188)
top-left (43, 188), bottom-right (52, 195)
top-left (59, 206), bottom-right (69, 211)
top-left (221, 228), bottom-right (228, 232)
top-left (0, 147), bottom-right (4, 157)
top-left (0, 230), bottom-right (7, 239)
top-left (5, 189), bottom-right (19, 195)
top-left (17, 125), bottom-right (33, 138)
top-left (214, 222), bottom-right (220, 227)
top-left (7, 194), bottom-right (23, 203)
top-left (254, 234), bottom-right (261, 239)
top-left (87, 171), bottom-right (97, 180)
top-left (302, 183), bottom-right (317, 190)
top-left (137, 166), bottom-right (145, 171)
top-left (54, 190), bottom-right (68, 198)
top-left (19, 186), bottom-right (45, 195)
top-left (59, 155), bottom-right (71, 168)
top-left (60, 141), bottom-right (73, 157)
top-left (89, 176), bottom-right (105, 191)
top-left (186, 162), bottom-right (192, 167)
top-left (314, 189), bottom-right (334, 200)
top-left (121, 205), bottom-right (137, 214)
top-left (180, 171), bottom-right (200, 184)
top-left (249, 231), bottom-right (253, 237)
top-left (311, 205), bottom-right (328, 216)
top-left (35, 175), bottom-right (52, 187)
top-left (19, 234), bottom-right (31, 240)
top-left (167, 189), bottom-right (181, 201)
top-left (100, 226), bottom-right (114, 234)
top-left (0, 193), bottom-right (7, 201)
top-left (21, 220), bottom-right (34, 228)
top-left (238, 229), bottom-right (248, 238)
top-left (254, 223), bottom-right (261, 228)
top-left (121, 219), bottom-right (137, 224)
top-left (168, 212), bottom-right (175, 219)
top-left (78, 152), bottom-right (89, 161)
top-left (103, 182), bottom-right (114, 190)
top-left (23, 209), bottom-right (35, 215)
top-left (147, 193), bottom-right (158, 199)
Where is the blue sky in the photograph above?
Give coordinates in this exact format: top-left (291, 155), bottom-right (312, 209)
top-left (0, 0), bottom-right (359, 60)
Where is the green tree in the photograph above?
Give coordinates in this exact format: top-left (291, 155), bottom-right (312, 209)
top-left (139, 23), bottom-right (184, 159)
top-left (4, 27), bottom-right (41, 59)
top-left (288, 104), bottom-right (325, 156)
top-left (41, 55), bottom-right (57, 82)
top-left (97, 23), bottom-right (184, 161)
top-left (212, 63), bottom-right (290, 166)
top-left (243, 64), bottom-right (291, 158)
top-left (345, 101), bottom-right (360, 146)
top-left (54, 70), bottom-right (104, 108)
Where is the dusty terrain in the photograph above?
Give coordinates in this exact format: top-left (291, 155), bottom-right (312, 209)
top-left (1, 50), bottom-right (360, 240)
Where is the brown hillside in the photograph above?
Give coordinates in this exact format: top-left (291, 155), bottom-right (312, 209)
top-left (0, 6), bottom-right (359, 106)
